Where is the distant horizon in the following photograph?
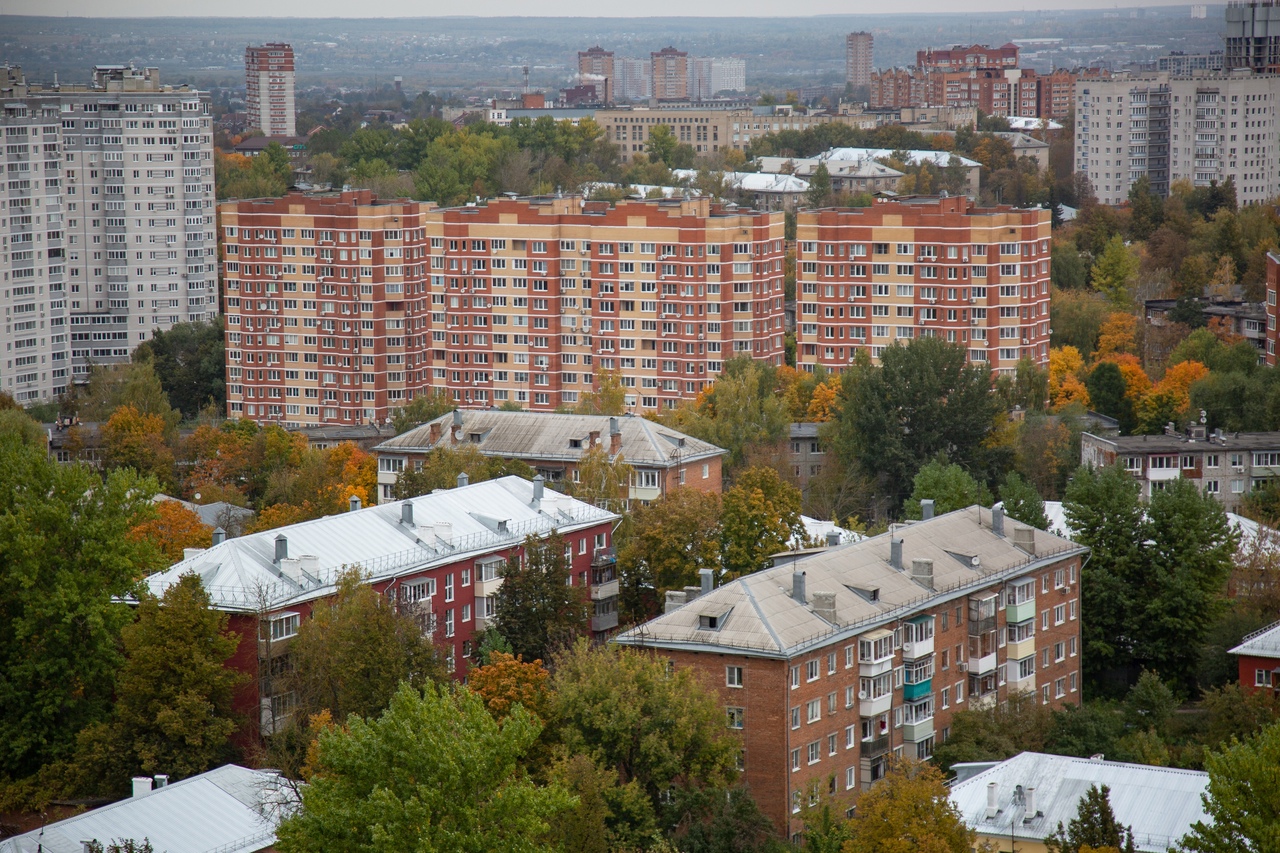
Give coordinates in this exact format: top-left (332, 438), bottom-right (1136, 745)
top-left (0, 1), bottom-right (1214, 19)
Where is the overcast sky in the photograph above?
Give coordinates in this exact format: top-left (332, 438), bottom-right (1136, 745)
top-left (3, 0), bottom-right (1199, 17)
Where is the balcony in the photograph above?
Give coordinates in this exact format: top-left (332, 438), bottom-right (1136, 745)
top-left (860, 734), bottom-right (890, 758)
top-left (592, 611), bottom-right (619, 633)
top-left (860, 691), bottom-right (892, 718)
top-left (903, 678), bottom-right (932, 702)
top-left (592, 546), bottom-right (617, 567)
top-left (973, 652), bottom-right (999, 676)
top-left (901, 636), bottom-right (933, 660)
top-left (590, 578), bottom-right (619, 601)
top-left (475, 575), bottom-right (503, 599)
top-left (1007, 636), bottom-right (1035, 661)
top-left (1006, 598), bottom-right (1036, 624)
top-left (903, 717), bottom-right (934, 743)
top-left (969, 691), bottom-right (998, 712)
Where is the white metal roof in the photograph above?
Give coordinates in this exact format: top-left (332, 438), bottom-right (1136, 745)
top-left (671, 169), bottom-right (810, 194)
top-left (1230, 619), bottom-right (1280, 658)
top-left (949, 752), bottom-right (1209, 852)
top-left (0, 765), bottom-right (294, 853)
top-left (818, 147), bottom-right (981, 168)
top-left (1007, 116), bottom-right (1065, 131)
top-left (615, 506), bottom-right (1085, 658)
top-left (144, 476), bottom-right (617, 612)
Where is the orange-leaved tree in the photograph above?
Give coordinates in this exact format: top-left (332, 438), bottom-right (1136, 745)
top-left (128, 500), bottom-right (213, 566)
top-left (467, 651), bottom-right (551, 722)
top-left (101, 404), bottom-right (176, 489)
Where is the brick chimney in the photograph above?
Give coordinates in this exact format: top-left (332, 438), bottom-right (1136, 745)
top-left (428, 421), bottom-right (442, 444)
top-left (589, 430), bottom-right (600, 448)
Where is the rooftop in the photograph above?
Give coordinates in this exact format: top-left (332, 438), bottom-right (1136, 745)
top-left (614, 506), bottom-right (1084, 658)
top-left (1085, 429), bottom-right (1280, 453)
top-left (144, 476), bottom-right (617, 612)
top-left (0, 765), bottom-right (294, 853)
top-left (376, 410), bottom-right (726, 468)
top-left (1230, 618), bottom-right (1280, 659)
top-left (949, 752), bottom-right (1209, 852)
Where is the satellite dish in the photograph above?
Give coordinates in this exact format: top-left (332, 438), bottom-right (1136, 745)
top-left (971, 555), bottom-right (981, 567)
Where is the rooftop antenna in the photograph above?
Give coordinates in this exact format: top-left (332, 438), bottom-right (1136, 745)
top-left (523, 65), bottom-right (530, 95)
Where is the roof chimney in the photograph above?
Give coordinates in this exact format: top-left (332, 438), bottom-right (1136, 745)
top-left (132, 776), bottom-right (153, 799)
top-left (992, 505), bottom-right (1005, 537)
top-left (826, 530), bottom-right (841, 547)
top-left (589, 429), bottom-right (600, 448)
top-left (429, 421), bottom-right (442, 444)
top-left (890, 537), bottom-right (903, 570)
top-left (457, 471), bottom-right (469, 488)
top-left (811, 590), bottom-right (836, 622)
top-left (664, 589), bottom-right (688, 613)
top-left (609, 416), bottom-right (622, 454)
top-left (349, 494), bottom-right (361, 512)
top-left (985, 781), bottom-right (999, 820)
top-left (910, 557), bottom-right (934, 590)
top-left (212, 526), bottom-right (226, 545)
top-left (792, 570), bottom-right (807, 604)
top-left (532, 474), bottom-right (544, 507)
top-left (1012, 525), bottom-right (1036, 554)
top-left (700, 567), bottom-right (714, 597)
top-left (1024, 787), bottom-right (1038, 821)
top-left (274, 534), bottom-right (288, 563)
top-left (451, 409), bottom-right (463, 443)
top-left (401, 501), bottom-right (414, 527)
top-left (183, 547), bottom-right (204, 561)
top-left (921, 498), bottom-right (935, 520)
top-left (435, 521), bottom-right (452, 545)
top-left (153, 774), bottom-right (169, 788)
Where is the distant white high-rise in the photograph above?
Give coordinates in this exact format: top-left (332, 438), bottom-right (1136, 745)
top-left (614, 58), bottom-right (652, 101)
top-left (710, 58), bottom-right (746, 94)
top-left (245, 43), bottom-right (296, 137)
top-left (0, 64), bottom-right (217, 402)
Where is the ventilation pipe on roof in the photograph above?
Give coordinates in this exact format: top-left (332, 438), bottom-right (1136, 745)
top-left (992, 505), bottom-right (1005, 537)
top-left (700, 568), bottom-right (714, 597)
top-left (132, 776), bottom-right (153, 799)
top-left (153, 774), bottom-right (169, 789)
top-left (792, 571), bottom-right (807, 604)
top-left (401, 501), bottom-right (414, 527)
top-left (609, 416), bottom-right (622, 454)
top-left (212, 527), bottom-right (226, 546)
top-left (826, 531), bottom-right (841, 547)
top-left (183, 548), bottom-right (204, 561)
top-left (349, 494), bottom-right (361, 512)
top-left (435, 521), bottom-right (453, 545)
top-left (274, 534), bottom-right (288, 564)
top-left (921, 499), bottom-right (935, 520)
top-left (532, 474), bottom-right (545, 508)
top-left (890, 537), bottom-right (903, 570)
top-left (299, 555), bottom-right (320, 574)
top-left (451, 409), bottom-right (463, 443)
top-left (985, 782), bottom-right (998, 820)
top-left (1024, 787), bottom-right (1039, 821)
top-left (457, 471), bottom-right (469, 488)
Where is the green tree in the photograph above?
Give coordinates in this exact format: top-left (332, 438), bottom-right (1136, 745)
top-left (1090, 234), bottom-right (1139, 307)
top-left (1045, 784), bottom-right (1137, 853)
top-left (1127, 175), bottom-right (1164, 241)
top-left (931, 691), bottom-right (1054, 774)
top-left (0, 434), bottom-right (157, 777)
top-left (645, 124), bottom-right (677, 166)
top-left (1052, 243), bottom-right (1089, 290)
top-left (548, 640), bottom-right (740, 828)
top-left (134, 320), bottom-right (225, 421)
top-left (494, 532), bottom-right (589, 663)
top-left (843, 761), bottom-right (973, 852)
top-left (1122, 670), bottom-right (1177, 739)
top-left (1000, 470), bottom-right (1050, 529)
top-left (288, 568), bottom-right (447, 725)
top-left (662, 357), bottom-right (791, 469)
top-left (677, 786), bottom-right (785, 853)
top-left (806, 162), bottom-right (832, 208)
top-left (617, 488), bottom-right (723, 622)
top-left (721, 466), bottom-right (803, 577)
top-left (391, 390), bottom-right (456, 434)
top-left (901, 458), bottom-right (992, 519)
top-left (391, 444), bottom-right (533, 500)
top-left (75, 574), bottom-right (243, 792)
top-left (1086, 361), bottom-right (1137, 434)
top-left (1179, 720), bottom-right (1280, 853)
top-left (275, 683), bottom-right (574, 853)
top-left (568, 444), bottom-right (633, 513)
top-left (574, 370), bottom-right (627, 416)
top-left (831, 338), bottom-right (997, 516)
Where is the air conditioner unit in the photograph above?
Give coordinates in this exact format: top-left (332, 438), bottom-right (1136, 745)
top-left (957, 661), bottom-right (969, 672)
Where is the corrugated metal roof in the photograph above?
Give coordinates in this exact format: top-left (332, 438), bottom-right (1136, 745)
top-left (949, 752), bottom-right (1209, 852)
top-left (0, 765), bottom-right (294, 853)
top-left (376, 410), bottom-right (726, 468)
top-left (615, 506), bottom-right (1086, 658)
top-left (1230, 618), bottom-right (1280, 658)
top-left (144, 476), bottom-right (617, 612)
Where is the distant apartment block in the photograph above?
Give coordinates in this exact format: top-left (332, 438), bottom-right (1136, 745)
top-left (1157, 51), bottom-right (1226, 74)
top-left (374, 409), bottom-right (726, 504)
top-left (793, 197), bottom-right (1052, 375)
top-left (245, 43), bottom-right (296, 138)
top-left (218, 190), bottom-right (785, 427)
top-left (1225, 1), bottom-right (1280, 71)
top-left (917, 43), bottom-right (1021, 71)
top-left (578, 46), bottom-right (614, 105)
top-left (0, 64), bottom-right (216, 402)
top-left (1074, 71), bottom-right (1280, 205)
top-left (651, 47), bottom-right (689, 101)
top-left (846, 32), bottom-right (874, 87)
top-left (1081, 427), bottom-right (1280, 511)
top-left (614, 58), bottom-right (652, 101)
top-left (689, 58), bottom-right (747, 99)
top-left (615, 505), bottom-right (1086, 839)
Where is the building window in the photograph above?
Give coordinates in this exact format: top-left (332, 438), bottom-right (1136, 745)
top-left (807, 659), bottom-right (820, 681)
top-left (726, 665), bottom-right (744, 687)
top-left (808, 741), bottom-right (821, 765)
top-left (269, 612), bottom-right (299, 641)
top-left (790, 665), bottom-right (800, 689)
top-left (1258, 668), bottom-right (1270, 686)
top-left (791, 749), bottom-right (801, 772)
top-left (726, 707), bottom-right (745, 729)
top-left (791, 707), bottom-right (800, 729)
top-left (846, 766), bottom-right (857, 790)
top-left (807, 699), bottom-right (821, 723)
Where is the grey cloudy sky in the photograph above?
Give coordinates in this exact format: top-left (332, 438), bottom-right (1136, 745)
top-left (3, 0), bottom-right (1196, 17)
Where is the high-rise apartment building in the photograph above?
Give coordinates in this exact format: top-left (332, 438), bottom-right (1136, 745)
top-left (218, 190), bottom-right (786, 427)
top-left (245, 43), bottom-right (296, 138)
top-left (0, 64), bottom-right (216, 402)
top-left (846, 32), bottom-right (874, 87)
top-left (577, 46), bottom-right (614, 105)
top-left (793, 197), bottom-right (1052, 376)
top-left (614, 58), bottom-right (652, 101)
top-left (651, 47), bottom-right (689, 102)
top-left (1225, 1), bottom-right (1280, 72)
top-left (1074, 71), bottom-right (1279, 205)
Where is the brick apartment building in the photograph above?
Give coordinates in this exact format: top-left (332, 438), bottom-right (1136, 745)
top-left (846, 33), bottom-right (874, 87)
top-left (870, 43), bottom-right (1106, 120)
top-left (578, 46), bottom-right (615, 105)
top-left (1265, 250), bottom-right (1279, 364)
top-left (143, 475), bottom-right (619, 737)
top-left (219, 190), bottom-right (785, 427)
top-left (615, 504), bottom-right (1086, 840)
top-left (1081, 426), bottom-right (1280, 512)
top-left (373, 409), bottom-right (725, 504)
top-left (793, 196), bottom-right (1052, 375)
top-left (245, 43), bottom-right (296, 138)
top-left (651, 47), bottom-right (690, 102)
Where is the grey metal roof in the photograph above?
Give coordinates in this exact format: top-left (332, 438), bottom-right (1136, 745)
top-left (1230, 619), bottom-right (1280, 658)
top-left (0, 765), bottom-right (295, 853)
top-left (949, 752), bottom-right (1209, 852)
top-left (614, 506), bottom-right (1086, 659)
top-left (375, 410), bottom-right (726, 468)
top-left (1086, 430), bottom-right (1280, 454)
top-left (144, 476), bottom-right (617, 612)
top-left (154, 495), bottom-right (256, 530)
